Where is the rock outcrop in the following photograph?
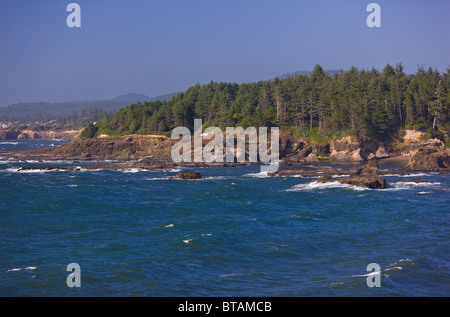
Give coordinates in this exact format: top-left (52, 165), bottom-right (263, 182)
top-left (0, 130), bottom-right (21, 140)
top-left (1, 129), bottom-right (449, 175)
top-left (170, 171), bottom-right (203, 180)
top-left (329, 136), bottom-right (392, 162)
top-left (0, 135), bottom-right (176, 162)
top-left (348, 160), bottom-right (380, 175)
top-left (0, 129), bottom-right (82, 141)
top-left (407, 139), bottom-right (450, 171)
top-left (314, 174), bottom-right (387, 189)
top-left (277, 160), bottom-right (388, 189)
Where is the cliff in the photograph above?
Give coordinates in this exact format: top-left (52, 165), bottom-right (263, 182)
top-left (0, 129), bottom-right (82, 141)
top-left (1, 130), bottom-right (448, 172)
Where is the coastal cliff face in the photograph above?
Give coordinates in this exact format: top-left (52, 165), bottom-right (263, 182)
top-left (0, 129), bottom-right (82, 141)
top-left (280, 134), bottom-right (393, 163)
top-left (407, 139), bottom-right (450, 170)
top-left (0, 134), bottom-right (176, 162)
top-left (1, 129), bottom-right (448, 170)
top-left (0, 130), bottom-right (21, 140)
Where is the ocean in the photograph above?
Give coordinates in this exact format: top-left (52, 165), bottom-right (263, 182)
top-left (0, 140), bottom-right (449, 296)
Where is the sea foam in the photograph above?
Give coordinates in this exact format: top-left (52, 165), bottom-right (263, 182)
top-left (3, 168), bottom-right (67, 173)
top-left (244, 171), bottom-right (269, 178)
top-left (386, 181), bottom-right (441, 191)
top-left (7, 266), bottom-right (37, 272)
top-left (288, 181), bottom-right (368, 192)
top-left (0, 142), bottom-right (19, 145)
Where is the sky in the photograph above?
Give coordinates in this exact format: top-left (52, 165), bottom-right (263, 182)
top-left (0, 0), bottom-right (449, 107)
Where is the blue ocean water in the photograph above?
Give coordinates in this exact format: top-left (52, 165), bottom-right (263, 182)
top-left (0, 140), bottom-right (449, 296)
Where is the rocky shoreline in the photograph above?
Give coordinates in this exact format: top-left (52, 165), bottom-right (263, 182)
top-left (0, 131), bottom-right (449, 187)
top-left (0, 129), bottom-right (82, 141)
top-left (270, 160), bottom-right (449, 189)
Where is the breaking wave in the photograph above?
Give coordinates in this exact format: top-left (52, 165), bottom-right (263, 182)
top-left (0, 142), bottom-right (19, 145)
top-left (244, 171), bottom-right (269, 178)
top-left (386, 181), bottom-right (441, 191)
top-left (383, 172), bottom-right (437, 177)
top-left (288, 181), bottom-right (368, 192)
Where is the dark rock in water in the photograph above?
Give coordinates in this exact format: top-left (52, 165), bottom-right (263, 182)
top-left (170, 171), bottom-right (203, 180)
top-left (18, 166), bottom-right (71, 171)
top-left (314, 174), bottom-right (387, 189)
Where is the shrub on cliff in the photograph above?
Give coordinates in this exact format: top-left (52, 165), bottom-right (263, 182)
top-left (79, 123), bottom-right (98, 140)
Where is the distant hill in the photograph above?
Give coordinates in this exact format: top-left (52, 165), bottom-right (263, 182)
top-left (112, 93), bottom-right (152, 102)
top-left (0, 92), bottom-right (180, 123)
top-left (148, 92), bottom-right (180, 102)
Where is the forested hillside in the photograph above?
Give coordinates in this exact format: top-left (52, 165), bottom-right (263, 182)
top-left (81, 64), bottom-right (450, 143)
top-left (0, 92), bottom-right (178, 130)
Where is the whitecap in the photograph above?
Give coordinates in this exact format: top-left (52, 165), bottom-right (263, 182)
top-left (6, 168), bottom-right (67, 173)
top-left (384, 266), bottom-right (403, 272)
top-left (244, 171), bottom-right (269, 178)
top-left (352, 259), bottom-right (413, 279)
top-left (289, 175), bottom-right (320, 179)
top-left (387, 258), bottom-right (413, 267)
top-left (7, 266), bottom-right (36, 272)
top-left (383, 173), bottom-right (437, 177)
top-left (288, 181), bottom-right (368, 192)
top-left (351, 271), bottom-right (380, 278)
top-left (39, 160), bottom-right (75, 164)
top-left (0, 142), bottom-right (18, 145)
top-left (145, 177), bottom-right (170, 181)
top-left (7, 268), bottom-right (21, 272)
top-left (165, 224), bottom-right (174, 228)
top-left (203, 176), bottom-right (228, 180)
top-left (168, 168), bottom-right (183, 173)
top-left (121, 168), bottom-right (146, 173)
top-left (386, 181), bottom-right (441, 191)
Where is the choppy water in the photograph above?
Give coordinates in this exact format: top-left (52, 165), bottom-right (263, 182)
top-left (0, 141), bottom-right (449, 296)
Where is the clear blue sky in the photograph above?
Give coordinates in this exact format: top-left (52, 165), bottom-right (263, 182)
top-left (0, 0), bottom-right (449, 107)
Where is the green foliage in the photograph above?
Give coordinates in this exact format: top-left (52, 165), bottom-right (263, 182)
top-left (305, 127), bottom-right (337, 144)
top-left (79, 123), bottom-right (99, 140)
top-left (421, 128), bottom-right (444, 142)
top-left (444, 135), bottom-right (450, 148)
top-left (81, 64), bottom-right (450, 143)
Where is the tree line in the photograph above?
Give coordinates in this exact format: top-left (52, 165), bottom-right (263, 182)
top-left (82, 64), bottom-right (450, 142)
